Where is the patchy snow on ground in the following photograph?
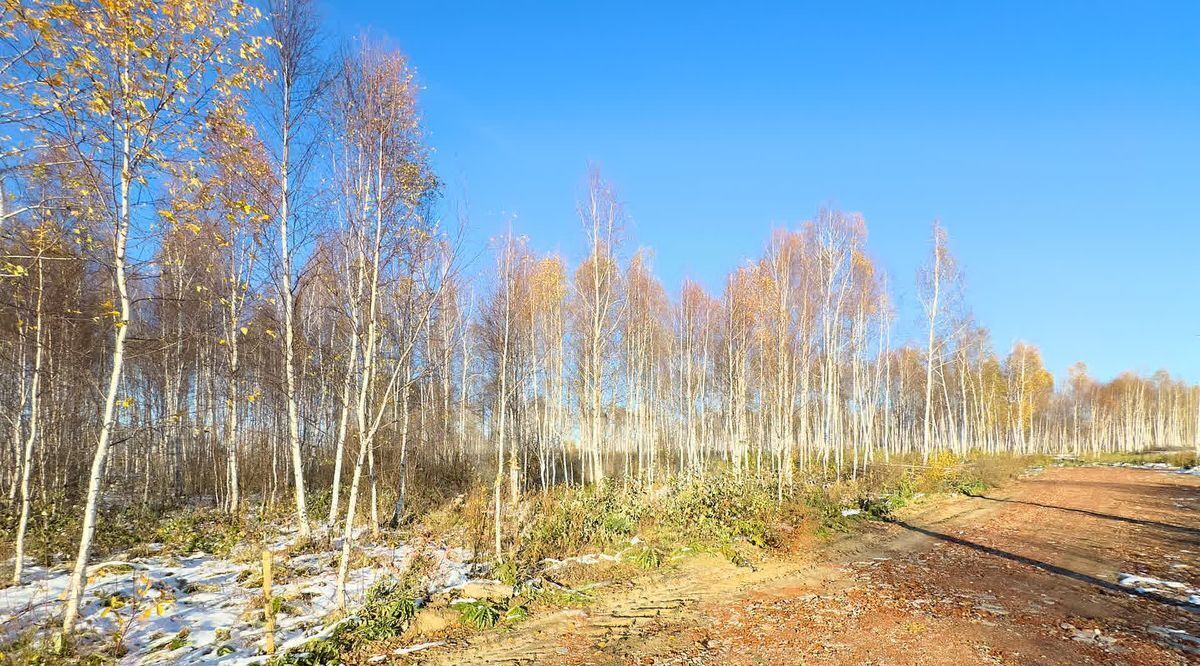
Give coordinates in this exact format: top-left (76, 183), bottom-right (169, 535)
top-left (1104, 461), bottom-right (1200, 478)
top-left (1118, 573), bottom-right (1191, 591)
top-left (1148, 625), bottom-right (1200, 656)
top-left (0, 538), bottom-right (474, 665)
top-left (540, 552), bottom-right (620, 572)
top-left (1117, 572), bottom-right (1200, 611)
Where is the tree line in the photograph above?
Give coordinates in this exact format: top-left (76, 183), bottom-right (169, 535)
top-left (0, 0), bottom-right (1196, 639)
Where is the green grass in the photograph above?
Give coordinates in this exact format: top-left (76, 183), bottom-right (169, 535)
top-left (273, 576), bottom-right (417, 665)
top-left (454, 598), bottom-right (529, 629)
top-left (624, 543), bottom-right (664, 570)
top-left (523, 479), bottom-right (647, 563)
top-left (456, 599), bottom-right (502, 629)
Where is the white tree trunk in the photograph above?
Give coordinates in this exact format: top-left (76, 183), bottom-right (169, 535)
top-left (279, 78), bottom-right (310, 539)
top-left (62, 130), bottom-right (134, 635)
top-left (12, 258), bottom-right (43, 584)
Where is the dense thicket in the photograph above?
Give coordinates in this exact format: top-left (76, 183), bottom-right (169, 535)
top-left (0, 0), bottom-right (1196, 635)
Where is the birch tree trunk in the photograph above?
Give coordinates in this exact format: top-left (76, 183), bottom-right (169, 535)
top-left (279, 115), bottom-right (310, 538)
top-left (61, 129), bottom-right (134, 636)
top-left (12, 256), bottom-right (43, 584)
top-left (923, 235), bottom-right (940, 460)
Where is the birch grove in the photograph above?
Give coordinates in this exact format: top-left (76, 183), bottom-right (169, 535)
top-left (0, 0), bottom-right (1196, 642)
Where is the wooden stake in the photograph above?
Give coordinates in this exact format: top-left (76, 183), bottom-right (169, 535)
top-left (262, 549), bottom-right (275, 655)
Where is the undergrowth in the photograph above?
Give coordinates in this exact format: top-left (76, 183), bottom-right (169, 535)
top-left (273, 576), bottom-right (418, 666)
top-left (0, 450), bottom-right (1055, 665)
top-left (409, 451), bottom-right (1048, 580)
top-left (454, 599), bottom-right (527, 629)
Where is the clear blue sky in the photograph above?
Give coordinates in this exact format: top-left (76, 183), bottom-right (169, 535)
top-left (325, 1), bottom-right (1200, 384)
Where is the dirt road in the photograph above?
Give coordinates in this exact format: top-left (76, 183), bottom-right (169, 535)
top-left (419, 466), bottom-right (1200, 665)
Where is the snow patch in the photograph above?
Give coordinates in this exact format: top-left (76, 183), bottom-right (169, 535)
top-left (1117, 572), bottom-right (1200, 611)
top-left (0, 541), bottom-right (473, 665)
top-left (540, 552), bottom-right (620, 571)
top-left (1118, 573), bottom-right (1190, 591)
top-left (1148, 625), bottom-right (1200, 655)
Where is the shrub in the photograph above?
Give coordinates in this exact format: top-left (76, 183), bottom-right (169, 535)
top-left (455, 598), bottom-right (527, 629)
top-left (624, 544), bottom-right (664, 570)
top-left (344, 577), bottom-right (417, 643)
top-left (881, 472), bottom-right (918, 511)
top-left (456, 599), bottom-right (502, 629)
top-left (502, 603), bottom-right (529, 623)
top-left (956, 478), bottom-right (988, 497)
top-left (602, 512), bottom-right (634, 535)
top-left (278, 577), bottom-right (418, 664)
top-left (802, 489), bottom-right (858, 532)
top-left (659, 470), bottom-right (778, 548)
top-left (153, 509), bottom-right (241, 557)
top-left (524, 480), bottom-right (644, 561)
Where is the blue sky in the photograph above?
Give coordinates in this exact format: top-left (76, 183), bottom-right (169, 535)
top-left (325, 1), bottom-right (1200, 383)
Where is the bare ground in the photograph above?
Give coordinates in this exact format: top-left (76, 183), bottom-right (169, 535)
top-left (410, 466), bottom-right (1200, 665)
